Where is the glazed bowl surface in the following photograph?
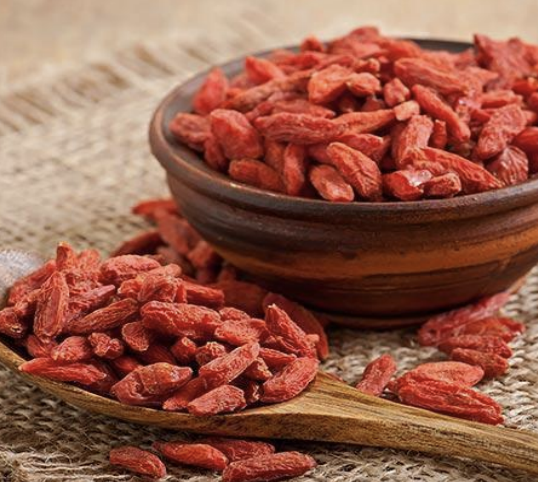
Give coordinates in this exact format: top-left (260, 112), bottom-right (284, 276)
top-left (149, 39), bottom-right (538, 328)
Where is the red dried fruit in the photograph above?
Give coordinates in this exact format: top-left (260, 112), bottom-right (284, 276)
top-left (398, 379), bottom-right (503, 425)
top-left (187, 240), bottom-right (220, 271)
top-left (188, 384), bottom-right (247, 416)
top-left (450, 348), bottom-right (509, 378)
top-left (309, 164), bottom-right (355, 202)
top-left (391, 361), bottom-right (485, 394)
top-left (412, 85), bottom-right (470, 144)
top-left (195, 342), bottom-right (229, 366)
top-left (109, 446), bottom-right (166, 479)
top-left (131, 198), bottom-right (179, 220)
top-left (138, 274), bottom-right (179, 304)
top-left (68, 298), bottom-right (139, 335)
top-left (8, 260), bottom-right (56, 306)
top-left (346, 72), bottom-right (381, 97)
top-left (361, 96), bottom-right (386, 112)
top-left (169, 113), bottom-right (210, 151)
top-left (142, 301), bottom-right (220, 337)
top-left (383, 169), bottom-right (432, 201)
top-left (51, 336), bottom-right (93, 362)
top-left (439, 334), bottom-right (512, 358)
top-left (422, 172), bottom-right (462, 198)
top-left (301, 36), bottom-right (325, 53)
top-left (200, 438), bottom-right (275, 462)
top-left (255, 113), bottom-right (345, 144)
top-left (336, 109), bottom-right (395, 135)
top-left (33, 271), bottom-right (69, 339)
top-left (245, 56), bottom-right (285, 85)
top-left (211, 280), bottom-right (267, 318)
top-left (243, 358), bottom-right (272, 381)
top-left (153, 441), bottom-right (229, 472)
top-left (199, 342), bottom-right (260, 388)
top-left (210, 109), bottom-right (263, 160)
top-left (163, 377), bottom-right (208, 411)
top-left (486, 146), bottom-right (528, 186)
top-left (417, 292), bottom-right (511, 346)
top-left (242, 379), bottom-right (261, 404)
top-left (326, 142), bottom-right (383, 201)
top-left (474, 104), bottom-right (527, 160)
top-left (394, 57), bottom-right (466, 95)
top-left (408, 147), bottom-right (502, 194)
top-left (337, 133), bottom-right (390, 163)
top-left (55, 242), bottom-right (78, 272)
top-left (355, 354), bottom-right (397, 396)
top-left (89, 332), bottom-right (125, 359)
top-left (308, 64), bottom-right (353, 103)
top-left (138, 343), bottom-right (177, 365)
top-left (383, 78), bottom-right (410, 107)
top-left (24, 334), bottom-right (57, 358)
top-left (183, 280), bottom-right (225, 308)
top-left (193, 67), bottom-right (229, 115)
top-left (0, 308), bottom-right (27, 339)
top-left (121, 321), bottom-right (153, 352)
top-left (100, 255), bottom-right (161, 286)
top-left (263, 293), bottom-right (329, 360)
top-left (265, 305), bottom-right (316, 358)
top-left (512, 127), bottom-right (538, 154)
top-left (261, 357), bottom-right (319, 403)
top-left (282, 144), bottom-right (307, 196)
top-left (214, 318), bottom-right (268, 346)
top-left (263, 139), bottom-right (286, 172)
top-left (393, 115), bottom-right (434, 167)
top-left (112, 230), bottom-right (163, 257)
top-left (259, 348), bottom-right (297, 370)
top-left (222, 451), bottom-right (317, 482)
top-left (430, 120), bottom-right (448, 149)
top-left (170, 336), bottom-right (198, 365)
top-left (20, 358), bottom-right (106, 385)
top-left (219, 307), bottom-right (251, 321)
top-left (111, 355), bottom-right (143, 377)
top-left (154, 211), bottom-right (200, 256)
top-left (393, 100), bottom-right (420, 122)
top-left (204, 131), bottom-right (228, 172)
top-left (228, 159), bottom-right (285, 193)
top-left (272, 98), bottom-right (336, 119)
top-left (137, 363), bottom-right (193, 395)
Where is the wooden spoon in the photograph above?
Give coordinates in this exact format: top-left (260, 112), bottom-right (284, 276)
top-left (1, 252), bottom-right (538, 474)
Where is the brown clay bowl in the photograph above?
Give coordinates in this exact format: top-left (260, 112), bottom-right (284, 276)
top-left (149, 39), bottom-right (538, 328)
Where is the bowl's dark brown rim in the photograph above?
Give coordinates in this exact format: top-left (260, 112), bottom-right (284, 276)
top-left (149, 38), bottom-right (538, 224)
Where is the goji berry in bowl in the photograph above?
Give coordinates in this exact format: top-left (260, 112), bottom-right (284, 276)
top-left (149, 29), bottom-right (538, 328)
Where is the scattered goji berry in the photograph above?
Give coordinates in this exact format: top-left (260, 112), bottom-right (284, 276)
top-left (200, 437), bottom-right (275, 462)
top-left (109, 446), bottom-right (167, 479)
top-left (153, 441), bottom-right (229, 471)
top-left (438, 334), bottom-right (512, 358)
top-left (222, 451), bottom-right (317, 482)
top-left (450, 347), bottom-right (509, 378)
top-left (355, 354), bottom-right (397, 396)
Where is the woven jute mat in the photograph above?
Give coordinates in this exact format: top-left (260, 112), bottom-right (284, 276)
top-left (1, 9), bottom-right (538, 482)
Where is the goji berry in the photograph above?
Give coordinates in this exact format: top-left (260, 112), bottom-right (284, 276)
top-left (153, 441), bottom-right (229, 471)
top-left (486, 146), bottom-right (528, 186)
top-left (121, 320), bottom-right (153, 352)
top-left (193, 67), bottom-right (229, 115)
top-left (308, 64), bottom-right (353, 104)
top-left (24, 334), bottom-right (57, 358)
top-left (282, 144), bottom-right (307, 196)
top-left (169, 113), bottom-right (210, 151)
top-left (383, 169), bottom-right (433, 201)
top-left (112, 230), bottom-right (163, 257)
top-left (346, 72), bottom-right (381, 97)
top-left (110, 355), bottom-right (143, 377)
top-left (163, 377), bottom-right (208, 411)
top-left (199, 437), bottom-right (275, 462)
top-left (336, 109), bottom-right (395, 135)
top-left (138, 343), bottom-right (177, 365)
top-left (20, 358), bottom-right (106, 385)
top-left (7, 260), bottom-right (56, 306)
top-left (214, 318), bottom-right (268, 346)
top-left (394, 115), bottom-right (435, 166)
top-left (51, 336), bottom-right (93, 362)
top-left (439, 334), bottom-right (512, 358)
top-left (183, 280), bottom-right (225, 308)
top-left (211, 280), bottom-right (268, 317)
top-left (195, 342), bottom-right (229, 366)
top-left (243, 358), bottom-right (272, 381)
top-left (261, 357), bottom-right (319, 403)
top-left (422, 172), bottom-right (462, 198)
top-left (33, 271), bottom-right (69, 339)
top-left (245, 56), bottom-right (285, 85)
top-left (308, 164), bottom-right (355, 202)
top-left (89, 332), bottom-right (125, 359)
top-left (383, 78), bottom-right (410, 107)
top-left (259, 347), bottom-right (297, 371)
top-left (355, 354), bottom-right (397, 396)
top-left (170, 336), bottom-right (198, 365)
top-left (450, 348), bottom-right (509, 378)
top-left (187, 384), bottom-right (246, 416)
top-left (326, 142), bottom-right (383, 201)
top-left (397, 379), bottom-right (503, 425)
top-left (131, 198), bottom-right (178, 220)
top-left (222, 451), bottom-right (317, 482)
top-left (0, 308), bottom-right (27, 339)
top-left (68, 298), bottom-right (139, 335)
top-left (394, 100), bottom-right (420, 122)
top-left (100, 255), bottom-right (161, 285)
top-left (228, 160), bottom-right (285, 193)
top-left (109, 446), bottom-right (166, 479)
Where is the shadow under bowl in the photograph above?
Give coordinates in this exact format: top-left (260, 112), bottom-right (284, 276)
top-left (149, 39), bottom-right (538, 328)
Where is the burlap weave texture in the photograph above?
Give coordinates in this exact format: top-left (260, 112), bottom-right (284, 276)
top-left (1, 5), bottom-right (538, 481)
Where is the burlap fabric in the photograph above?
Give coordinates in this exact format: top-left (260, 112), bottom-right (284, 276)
top-left (1, 9), bottom-right (538, 482)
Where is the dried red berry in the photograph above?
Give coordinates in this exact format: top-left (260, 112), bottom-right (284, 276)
top-left (450, 348), bottom-right (509, 378)
top-left (188, 384), bottom-right (246, 416)
top-left (153, 441), bottom-right (229, 472)
top-left (109, 446), bottom-right (166, 479)
top-left (355, 354), bottom-right (397, 396)
top-left (193, 67), bottom-right (229, 115)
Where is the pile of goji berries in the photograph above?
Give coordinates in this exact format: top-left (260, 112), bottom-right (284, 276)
top-left (0, 196), bottom-right (527, 480)
top-left (170, 27), bottom-right (538, 202)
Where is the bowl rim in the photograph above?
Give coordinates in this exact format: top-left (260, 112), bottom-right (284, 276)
top-left (149, 38), bottom-right (538, 223)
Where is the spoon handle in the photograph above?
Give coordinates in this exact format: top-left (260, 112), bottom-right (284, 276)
top-left (267, 374), bottom-right (538, 474)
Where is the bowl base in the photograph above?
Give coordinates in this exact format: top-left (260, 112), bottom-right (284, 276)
top-left (312, 275), bottom-right (528, 330)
